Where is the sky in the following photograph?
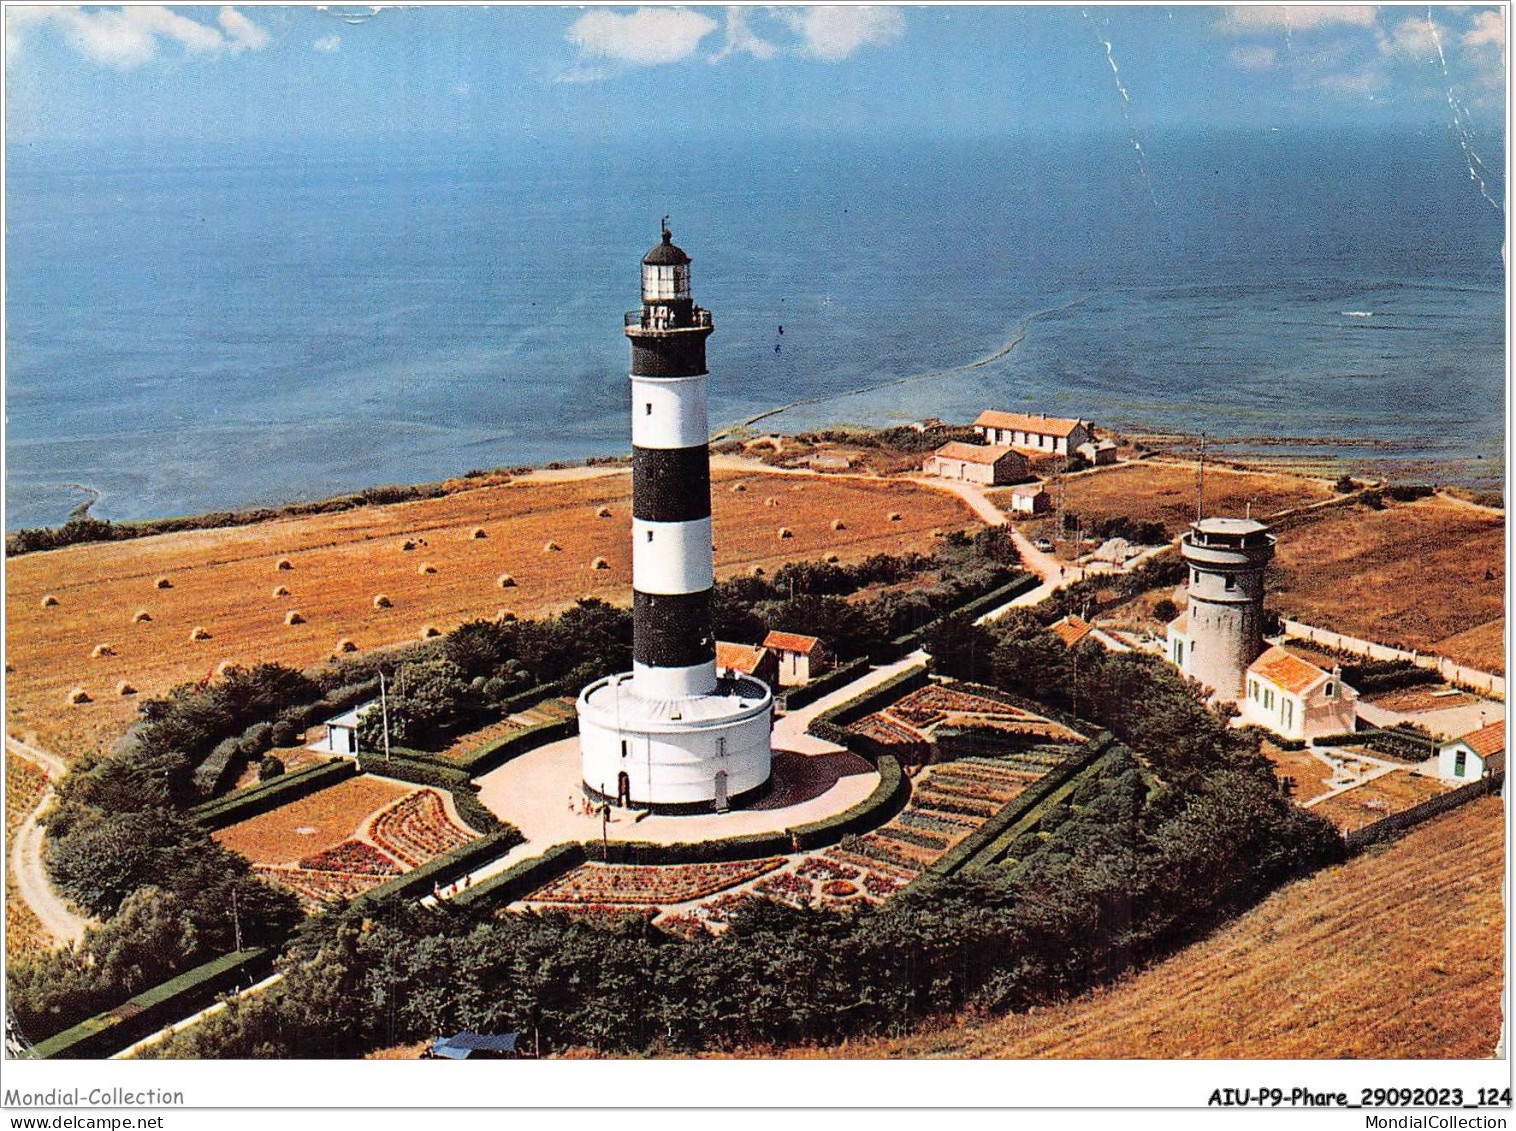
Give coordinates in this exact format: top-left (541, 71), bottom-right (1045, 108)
top-left (3, 4), bottom-right (1508, 147)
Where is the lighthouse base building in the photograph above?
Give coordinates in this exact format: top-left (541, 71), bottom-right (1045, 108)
top-left (577, 224), bottom-right (773, 813)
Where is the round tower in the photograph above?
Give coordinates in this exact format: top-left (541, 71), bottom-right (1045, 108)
top-left (576, 223), bottom-right (773, 813)
top-left (1172, 516), bottom-right (1275, 701)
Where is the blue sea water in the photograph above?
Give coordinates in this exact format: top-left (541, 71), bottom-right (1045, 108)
top-left (4, 128), bottom-right (1506, 530)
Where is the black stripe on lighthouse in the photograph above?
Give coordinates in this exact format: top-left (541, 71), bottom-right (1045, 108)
top-left (632, 590), bottom-right (715, 668)
top-left (632, 445), bottom-right (711, 523)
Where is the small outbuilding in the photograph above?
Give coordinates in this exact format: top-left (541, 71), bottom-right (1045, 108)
top-left (924, 442), bottom-right (1029, 487)
top-left (716, 641), bottom-right (779, 688)
top-left (321, 702), bottom-right (377, 756)
top-left (1238, 646), bottom-right (1358, 742)
top-left (1008, 483), bottom-right (1050, 516)
top-left (1077, 438), bottom-right (1118, 466)
top-left (762, 631), bottom-right (832, 687)
top-left (1437, 720), bottom-right (1505, 784)
top-left (1048, 614), bottom-right (1129, 653)
top-left (428, 1032), bottom-right (522, 1060)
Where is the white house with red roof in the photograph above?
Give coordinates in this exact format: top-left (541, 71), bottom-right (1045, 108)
top-left (715, 641), bottom-right (778, 688)
top-left (762, 630), bottom-right (832, 687)
top-left (1437, 720), bottom-right (1505, 784)
top-left (1048, 614), bottom-right (1128, 653)
top-left (974, 410), bottom-right (1095, 456)
top-left (1237, 645), bottom-right (1358, 741)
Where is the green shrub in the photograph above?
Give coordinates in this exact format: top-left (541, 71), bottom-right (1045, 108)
top-left (258, 756), bottom-right (285, 782)
top-left (190, 760), bottom-right (357, 831)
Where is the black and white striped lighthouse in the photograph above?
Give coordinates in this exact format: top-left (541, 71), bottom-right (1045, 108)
top-left (627, 221), bottom-right (718, 701)
top-left (577, 222), bottom-right (773, 812)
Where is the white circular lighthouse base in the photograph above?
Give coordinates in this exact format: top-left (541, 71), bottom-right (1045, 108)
top-left (577, 672), bottom-right (773, 813)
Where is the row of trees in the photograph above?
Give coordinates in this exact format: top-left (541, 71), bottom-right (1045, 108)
top-left (142, 613), bottom-right (1341, 1059)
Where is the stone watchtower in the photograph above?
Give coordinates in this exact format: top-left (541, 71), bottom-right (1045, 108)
top-left (1167, 517), bottom-right (1275, 701)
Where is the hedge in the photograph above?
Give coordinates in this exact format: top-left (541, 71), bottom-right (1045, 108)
top-left (353, 826), bottom-right (525, 909)
top-left (778, 656), bottom-right (870, 712)
top-left (1312, 727), bottom-right (1436, 759)
top-left (455, 718), bottom-right (577, 776)
top-left (448, 842), bottom-right (588, 912)
top-left (807, 664), bottom-right (931, 747)
top-left (493, 681), bottom-right (562, 717)
top-left (29, 947), bottom-right (275, 1060)
top-left (189, 759), bottom-right (357, 831)
top-left (917, 732), bottom-right (1115, 882)
top-left (788, 755), bottom-right (909, 851)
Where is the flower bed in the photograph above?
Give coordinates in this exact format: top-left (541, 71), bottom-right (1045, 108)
top-left (698, 891), bottom-right (764, 925)
top-left (821, 847), bottom-right (916, 880)
top-left (530, 902), bottom-right (659, 922)
top-left (862, 871), bottom-right (903, 897)
top-left (526, 859), bottom-right (785, 906)
top-left (298, 840), bottom-right (402, 876)
top-left (657, 912), bottom-right (709, 940)
top-left (874, 825), bottom-right (952, 852)
top-left (369, 789), bottom-right (476, 867)
top-left (820, 879), bottom-right (859, 898)
top-left (850, 713), bottom-right (928, 748)
top-left (795, 856), bottom-right (860, 881)
top-left (254, 865), bottom-right (389, 911)
top-left (898, 809), bottom-right (976, 834)
top-left (895, 685), bottom-right (1032, 717)
top-left (754, 871), bottom-right (814, 903)
top-left (838, 834), bottom-right (930, 876)
top-left (913, 787), bottom-right (999, 818)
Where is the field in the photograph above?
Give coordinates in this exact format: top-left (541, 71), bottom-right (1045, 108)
top-left (1308, 770), bottom-right (1451, 834)
top-left (794, 796), bottom-right (1505, 1059)
top-left (5, 756), bottom-right (49, 961)
top-left (6, 468), bottom-right (973, 757)
top-left (1268, 496), bottom-right (1505, 675)
top-left (989, 459), bottom-right (1332, 541)
top-left (213, 775), bottom-right (414, 864)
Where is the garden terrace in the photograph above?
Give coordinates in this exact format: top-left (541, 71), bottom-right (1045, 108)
top-left (522, 859), bottom-right (786, 907)
top-left (368, 789), bottom-right (476, 867)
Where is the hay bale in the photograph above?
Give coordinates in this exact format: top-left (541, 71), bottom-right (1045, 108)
top-left (401, 540), bottom-right (417, 552)
top-left (116, 682), bottom-right (137, 697)
top-left (888, 511), bottom-right (902, 522)
top-left (471, 527), bottom-right (488, 539)
top-left (497, 573), bottom-right (516, 588)
top-left (154, 577), bottom-right (173, 589)
top-left (40, 594), bottom-right (59, 608)
top-left (764, 496), bottom-right (779, 507)
top-left (591, 557), bottom-right (610, 570)
top-left (831, 518), bottom-right (847, 531)
top-left (373, 594), bottom-right (392, 608)
top-left (596, 506), bottom-right (612, 518)
top-left (420, 625), bottom-right (441, 639)
top-left (543, 540), bottom-right (561, 552)
top-left (215, 661), bottom-right (236, 677)
top-left (132, 609), bottom-right (152, 623)
top-left (67, 687), bottom-right (90, 705)
top-left (276, 559), bottom-right (293, 571)
top-left (189, 626), bottom-right (211, 641)
top-left (285, 610), bottom-right (305, 626)
top-left (272, 585), bottom-right (290, 598)
top-left (731, 483), bottom-right (747, 493)
top-left (496, 609), bottom-right (517, 623)
top-left (90, 643), bottom-right (115, 658)
top-left (777, 527), bottom-right (793, 539)
top-left (824, 552), bottom-right (840, 563)
top-left (751, 566), bottom-right (766, 577)
top-left (335, 638), bottom-right (357, 654)
top-left (417, 562), bottom-right (437, 575)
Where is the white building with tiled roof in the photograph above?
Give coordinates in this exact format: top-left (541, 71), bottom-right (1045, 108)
top-left (762, 630), bottom-right (832, 687)
top-left (1437, 720), bottom-right (1505, 783)
top-left (974, 410), bottom-right (1094, 455)
top-left (1238, 645), bottom-right (1358, 742)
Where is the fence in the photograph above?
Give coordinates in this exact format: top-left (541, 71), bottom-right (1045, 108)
top-left (1280, 618), bottom-right (1505, 701)
top-left (1343, 771), bottom-right (1504, 852)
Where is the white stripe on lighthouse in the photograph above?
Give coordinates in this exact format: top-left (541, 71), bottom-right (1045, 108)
top-left (633, 659), bottom-right (718, 701)
top-left (633, 517), bottom-right (714, 594)
top-left (631, 374), bottom-right (709, 449)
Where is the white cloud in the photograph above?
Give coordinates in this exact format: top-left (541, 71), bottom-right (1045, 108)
top-left (313, 34), bottom-right (342, 53)
top-left (1379, 16), bottom-right (1440, 60)
top-left (566, 7), bottom-right (717, 67)
top-left (1231, 44), bottom-right (1277, 71)
top-left (710, 7), bottom-right (776, 63)
top-left (8, 5), bottom-right (270, 68)
top-left (1317, 67), bottom-right (1386, 96)
top-left (218, 5), bottom-right (269, 52)
top-left (1220, 6), bottom-right (1377, 34)
top-left (779, 6), bottom-right (904, 61)
top-left (1463, 9), bottom-right (1504, 50)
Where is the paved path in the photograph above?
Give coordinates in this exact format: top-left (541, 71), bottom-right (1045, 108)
top-left (6, 736), bottom-right (90, 948)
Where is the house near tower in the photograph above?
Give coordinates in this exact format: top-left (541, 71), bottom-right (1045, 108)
top-left (1237, 645), bottom-right (1358, 742)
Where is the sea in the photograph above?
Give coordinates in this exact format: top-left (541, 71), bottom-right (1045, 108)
top-left (4, 127), bottom-right (1506, 531)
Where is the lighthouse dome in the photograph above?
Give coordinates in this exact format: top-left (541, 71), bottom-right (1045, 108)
top-left (643, 225), bottom-right (691, 266)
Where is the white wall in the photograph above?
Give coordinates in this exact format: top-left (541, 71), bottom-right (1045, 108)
top-left (579, 707), bottom-right (772, 806)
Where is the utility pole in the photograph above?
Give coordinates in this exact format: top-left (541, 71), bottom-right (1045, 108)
top-left (378, 669), bottom-right (392, 766)
top-left (231, 886), bottom-right (243, 953)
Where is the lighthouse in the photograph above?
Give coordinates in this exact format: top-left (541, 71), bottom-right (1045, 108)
top-left (576, 223), bottom-right (773, 813)
top-left (1166, 516), bottom-right (1276, 701)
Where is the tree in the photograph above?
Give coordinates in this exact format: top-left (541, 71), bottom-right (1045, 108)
top-left (258, 756), bottom-right (285, 782)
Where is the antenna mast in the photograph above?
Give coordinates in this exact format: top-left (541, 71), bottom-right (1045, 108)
top-left (1196, 431), bottom-right (1207, 522)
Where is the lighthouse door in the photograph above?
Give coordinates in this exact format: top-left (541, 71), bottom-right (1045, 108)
top-left (617, 771), bottom-right (631, 808)
top-left (714, 770), bottom-right (729, 812)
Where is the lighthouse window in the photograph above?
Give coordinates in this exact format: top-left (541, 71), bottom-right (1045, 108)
top-left (646, 530), bottom-right (654, 543)
top-left (645, 402), bottom-right (653, 416)
top-left (1224, 574), bottom-right (1237, 591)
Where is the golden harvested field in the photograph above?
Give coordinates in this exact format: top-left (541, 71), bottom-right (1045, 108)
top-left (798, 797), bottom-right (1505, 1059)
top-left (1269, 496), bottom-right (1505, 675)
top-left (1308, 770), bottom-right (1450, 834)
top-left (6, 468), bottom-right (972, 757)
top-left (213, 775), bottom-right (414, 864)
top-left (5, 755), bottom-right (49, 961)
top-left (989, 459), bottom-right (1332, 538)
